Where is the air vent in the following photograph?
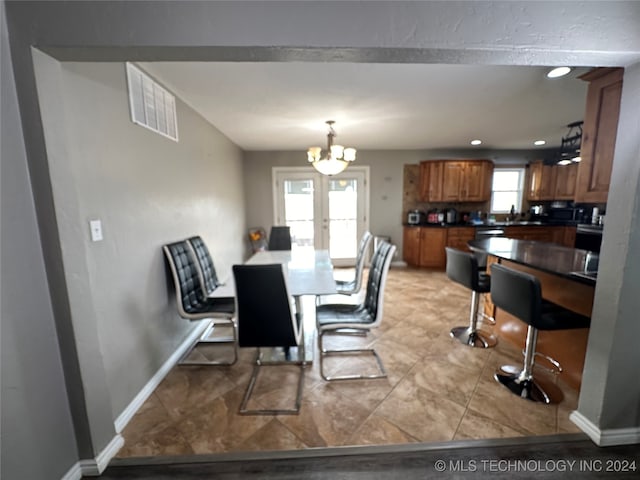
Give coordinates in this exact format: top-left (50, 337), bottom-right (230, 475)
top-left (126, 63), bottom-right (178, 141)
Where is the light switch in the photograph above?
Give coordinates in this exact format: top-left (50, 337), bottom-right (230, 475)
top-left (89, 219), bottom-right (103, 242)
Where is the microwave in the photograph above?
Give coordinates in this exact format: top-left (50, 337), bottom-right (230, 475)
top-left (548, 207), bottom-right (584, 223)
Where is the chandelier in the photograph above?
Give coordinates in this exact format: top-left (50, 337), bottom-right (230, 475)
top-left (557, 121), bottom-right (583, 165)
top-left (307, 120), bottom-right (356, 176)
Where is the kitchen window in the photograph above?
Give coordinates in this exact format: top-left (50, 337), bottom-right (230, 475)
top-left (491, 167), bottom-right (525, 213)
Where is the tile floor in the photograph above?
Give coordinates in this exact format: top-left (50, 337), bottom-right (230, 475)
top-left (117, 267), bottom-right (581, 458)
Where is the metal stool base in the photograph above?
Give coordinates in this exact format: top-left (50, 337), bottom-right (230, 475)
top-left (494, 368), bottom-right (558, 404)
top-left (450, 326), bottom-right (497, 348)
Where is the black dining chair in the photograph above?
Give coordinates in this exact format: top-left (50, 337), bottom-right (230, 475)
top-left (232, 263), bottom-right (305, 414)
top-left (186, 235), bottom-right (223, 295)
top-left (315, 241), bottom-right (396, 381)
top-left (163, 240), bottom-right (237, 366)
top-left (268, 225), bottom-right (292, 250)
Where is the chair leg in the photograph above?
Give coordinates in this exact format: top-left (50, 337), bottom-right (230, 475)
top-left (239, 349), bottom-right (305, 415)
top-left (450, 291), bottom-right (497, 348)
top-left (494, 326), bottom-right (561, 404)
top-left (178, 320), bottom-right (238, 366)
top-left (318, 328), bottom-right (387, 381)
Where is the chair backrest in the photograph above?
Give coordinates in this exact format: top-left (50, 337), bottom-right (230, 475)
top-left (232, 263), bottom-right (302, 348)
top-left (163, 240), bottom-right (206, 317)
top-left (268, 226), bottom-right (292, 251)
top-left (187, 235), bottom-right (220, 295)
top-left (445, 247), bottom-right (481, 291)
top-left (490, 263), bottom-right (542, 328)
top-left (362, 241), bottom-right (396, 327)
top-left (351, 231), bottom-right (374, 292)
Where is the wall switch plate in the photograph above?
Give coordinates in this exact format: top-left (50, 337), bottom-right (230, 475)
top-left (89, 219), bottom-right (103, 242)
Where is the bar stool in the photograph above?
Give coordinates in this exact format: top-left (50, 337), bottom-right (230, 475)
top-left (490, 263), bottom-right (591, 403)
top-left (445, 247), bottom-right (496, 348)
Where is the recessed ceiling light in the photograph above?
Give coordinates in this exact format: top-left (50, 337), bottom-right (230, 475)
top-left (470, 139), bottom-right (482, 146)
top-left (534, 140), bottom-right (546, 146)
top-left (547, 67), bottom-right (572, 78)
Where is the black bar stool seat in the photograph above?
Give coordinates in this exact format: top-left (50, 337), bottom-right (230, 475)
top-left (490, 263), bottom-right (591, 404)
top-left (445, 247), bottom-right (496, 348)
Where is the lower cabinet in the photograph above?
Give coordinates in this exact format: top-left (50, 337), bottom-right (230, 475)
top-left (403, 226), bottom-right (447, 268)
top-left (419, 228), bottom-right (447, 268)
top-left (404, 225), bottom-right (578, 269)
top-left (402, 227), bottom-right (422, 266)
top-left (445, 227), bottom-right (476, 252)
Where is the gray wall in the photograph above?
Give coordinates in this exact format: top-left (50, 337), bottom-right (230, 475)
top-left (244, 149), bottom-right (538, 258)
top-left (33, 56), bottom-right (246, 419)
top-left (1, 5), bottom-right (78, 479)
top-left (579, 62), bottom-right (640, 430)
top-left (3, 1), bottom-right (640, 477)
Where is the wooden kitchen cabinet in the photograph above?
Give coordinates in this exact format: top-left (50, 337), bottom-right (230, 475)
top-left (575, 68), bottom-right (623, 204)
top-left (554, 163), bottom-right (579, 200)
top-left (446, 227), bottom-right (476, 252)
top-left (441, 160), bottom-right (493, 202)
top-left (504, 226), bottom-right (555, 242)
top-left (403, 227), bottom-right (422, 266)
top-left (464, 161), bottom-right (493, 201)
top-left (403, 227), bottom-right (447, 268)
top-left (527, 161), bottom-right (557, 201)
top-left (419, 160), bottom-right (444, 201)
top-left (419, 228), bottom-right (447, 268)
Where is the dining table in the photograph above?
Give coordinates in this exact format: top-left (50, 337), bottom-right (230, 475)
top-left (210, 248), bottom-right (338, 364)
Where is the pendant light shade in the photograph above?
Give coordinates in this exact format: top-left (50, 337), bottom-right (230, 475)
top-left (307, 121), bottom-right (356, 176)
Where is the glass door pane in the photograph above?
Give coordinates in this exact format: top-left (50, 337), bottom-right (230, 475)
top-left (282, 178), bottom-right (316, 255)
top-left (328, 178), bottom-right (358, 259)
top-left (273, 167), bottom-right (368, 265)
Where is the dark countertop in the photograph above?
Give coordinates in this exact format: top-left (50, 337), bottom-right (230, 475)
top-left (468, 237), bottom-right (598, 285)
top-left (403, 221), bottom-right (574, 228)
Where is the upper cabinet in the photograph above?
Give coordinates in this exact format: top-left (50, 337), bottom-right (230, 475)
top-left (575, 68), bottom-right (623, 204)
top-left (421, 159), bottom-right (493, 202)
top-left (527, 161), bottom-right (557, 201)
top-left (554, 163), bottom-right (579, 200)
top-left (419, 160), bottom-right (444, 201)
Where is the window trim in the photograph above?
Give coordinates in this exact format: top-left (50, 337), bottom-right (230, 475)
top-left (490, 167), bottom-right (526, 214)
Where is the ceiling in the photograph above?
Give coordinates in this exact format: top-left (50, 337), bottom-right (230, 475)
top-left (141, 62), bottom-right (590, 153)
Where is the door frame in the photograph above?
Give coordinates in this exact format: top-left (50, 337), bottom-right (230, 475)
top-left (272, 166), bottom-right (370, 266)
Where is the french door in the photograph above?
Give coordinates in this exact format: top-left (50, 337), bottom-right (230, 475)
top-left (273, 167), bottom-right (369, 266)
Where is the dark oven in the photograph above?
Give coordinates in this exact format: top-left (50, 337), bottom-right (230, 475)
top-left (575, 224), bottom-right (603, 253)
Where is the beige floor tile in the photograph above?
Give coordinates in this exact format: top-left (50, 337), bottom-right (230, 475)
top-left (118, 267), bottom-right (585, 458)
top-left (407, 356), bottom-right (481, 407)
top-left (467, 375), bottom-right (558, 436)
top-left (277, 386), bottom-right (372, 447)
top-left (173, 385), bottom-right (273, 454)
top-left (348, 413), bottom-right (419, 446)
top-left (154, 366), bottom-right (238, 420)
top-left (237, 418), bottom-right (308, 451)
top-left (454, 409), bottom-right (524, 440)
top-left (375, 378), bottom-right (466, 442)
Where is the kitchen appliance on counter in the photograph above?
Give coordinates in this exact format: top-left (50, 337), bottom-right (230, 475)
top-left (407, 209), bottom-right (425, 225)
top-left (445, 208), bottom-right (459, 224)
top-left (427, 209), bottom-right (443, 224)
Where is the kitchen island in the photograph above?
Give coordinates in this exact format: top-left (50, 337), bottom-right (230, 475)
top-left (469, 237), bottom-right (596, 390)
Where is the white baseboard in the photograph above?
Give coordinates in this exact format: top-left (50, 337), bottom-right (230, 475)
top-left (570, 410), bottom-right (640, 446)
top-left (61, 434), bottom-right (124, 479)
top-left (61, 462), bottom-right (82, 480)
top-left (114, 321), bottom-right (210, 433)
